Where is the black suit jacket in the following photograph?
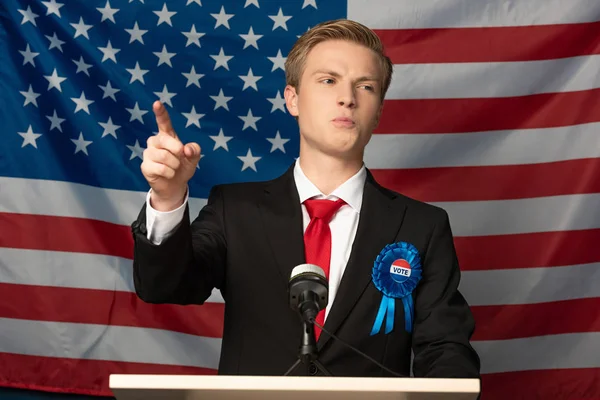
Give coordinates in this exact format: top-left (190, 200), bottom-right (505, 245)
top-left (131, 164), bottom-right (481, 379)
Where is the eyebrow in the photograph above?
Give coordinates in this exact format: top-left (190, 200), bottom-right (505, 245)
top-left (311, 69), bottom-right (379, 83)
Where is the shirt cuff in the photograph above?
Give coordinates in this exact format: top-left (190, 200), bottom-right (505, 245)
top-left (145, 187), bottom-right (189, 245)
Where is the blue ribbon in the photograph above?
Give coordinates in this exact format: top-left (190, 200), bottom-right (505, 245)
top-left (370, 242), bottom-right (422, 335)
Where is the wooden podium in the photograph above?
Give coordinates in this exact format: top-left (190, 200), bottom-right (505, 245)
top-left (109, 374), bottom-right (480, 400)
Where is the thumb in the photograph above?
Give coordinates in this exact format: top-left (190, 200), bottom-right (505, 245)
top-left (183, 142), bottom-right (201, 162)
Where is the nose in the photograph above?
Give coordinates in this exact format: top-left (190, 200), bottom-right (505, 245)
top-left (337, 84), bottom-right (356, 108)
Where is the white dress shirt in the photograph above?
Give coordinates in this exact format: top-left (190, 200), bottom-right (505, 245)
top-left (145, 161), bottom-right (367, 319)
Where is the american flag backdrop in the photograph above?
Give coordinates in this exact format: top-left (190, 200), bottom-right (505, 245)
top-left (0, 0), bottom-right (599, 399)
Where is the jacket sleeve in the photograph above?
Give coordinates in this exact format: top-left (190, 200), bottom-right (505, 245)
top-left (411, 208), bottom-right (481, 379)
top-left (130, 185), bottom-right (227, 305)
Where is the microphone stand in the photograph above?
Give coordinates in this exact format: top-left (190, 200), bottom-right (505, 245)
top-left (283, 318), bottom-right (332, 376)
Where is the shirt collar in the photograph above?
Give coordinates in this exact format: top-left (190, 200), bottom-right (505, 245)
top-left (293, 160), bottom-right (366, 213)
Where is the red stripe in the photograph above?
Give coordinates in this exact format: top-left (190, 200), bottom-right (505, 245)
top-left (0, 283), bottom-right (224, 338)
top-left (472, 298), bottom-right (600, 341)
top-left (454, 229), bottom-right (600, 271)
top-left (4, 215), bottom-right (600, 274)
top-left (0, 352), bottom-right (216, 397)
top-left (371, 158), bottom-right (600, 202)
top-left (377, 88), bottom-right (600, 134)
top-left (376, 21), bottom-right (600, 63)
top-left (0, 212), bottom-right (133, 259)
top-left (481, 368), bottom-right (600, 400)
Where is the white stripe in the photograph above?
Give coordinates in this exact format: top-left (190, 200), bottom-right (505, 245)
top-left (2, 248), bottom-right (596, 310)
top-left (473, 332), bottom-right (600, 373)
top-left (434, 193), bottom-right (600, 236)
top-left (460, 263), bottom-right (600, 306)
top-left (365, 123), bottom-right (600, 168)
top-left (386, 55), bottom-right (600, 99)
top-left (0, 317), bottom-right (221, 369)
top-left (0, 177), bottom-right (207, 226)
top-left (3, 178), bottom-right (600, 237)
top-left (348, 0), bottom-right (600, 29)
top-left (0, 248), bottom-right (225, 303)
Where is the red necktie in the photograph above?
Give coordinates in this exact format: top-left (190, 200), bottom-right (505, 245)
top-left (303, 198), bottom-right (345, 340)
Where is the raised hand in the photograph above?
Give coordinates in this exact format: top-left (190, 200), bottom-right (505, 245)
top-left (141, 101), bottom-right (201, 211)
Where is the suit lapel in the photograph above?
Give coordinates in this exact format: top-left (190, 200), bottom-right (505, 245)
top-left (259, 165), bottom-right (306, 289)
top-left (319, 170), bottom-right (407, 350)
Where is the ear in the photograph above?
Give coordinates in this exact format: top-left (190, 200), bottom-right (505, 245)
top-left (373, 102), bottom-right (383, 128)
top-left (284, 84), bottom-right (299, 117)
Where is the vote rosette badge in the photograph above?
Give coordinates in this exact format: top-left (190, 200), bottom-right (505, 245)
top-left (370, 241), bottom-right (422, 335)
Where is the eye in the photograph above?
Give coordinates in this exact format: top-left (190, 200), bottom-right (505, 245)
top-left (321, 78), bottom-right (335, 84)
top-left (359, 84), bottom-right (374, 91)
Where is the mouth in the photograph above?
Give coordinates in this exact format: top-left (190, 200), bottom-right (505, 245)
top-left (331, 117), bottom-right (355, 128)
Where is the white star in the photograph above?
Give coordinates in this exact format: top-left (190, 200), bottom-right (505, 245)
top-left (46, 110), bottom-right (65, 132)
top-left (238, 109), bottom-right (261, 131)
top-left (72, 56), bottom-right (93, 76)
top-left (268, 49), bottom-right (286, 72)
top-left (126, 61), bottom-right (149, 84)
top-left (125, 22), bottom-right (147, 44)
top-left (210, 47), bottom-right (233, 70)
top-left (42, 0), bottom-right (64, 17)
top-left (239, 68), bottom-right (262, 91)
top-left (210, 89), bottom-right (233, 111)
top-left (99, 117), bottom-right (121, 139)
top-left (297, 26), bottom-right (311, 39)
top-left (71, 91), bottom-right (94, 114)
top-left (45, 32), bottom-right (65, 52)
top-left (154, 4), bottom-right (176, 26)
top-left (44, 68), bottom-right (67, 92)
top-left (71, 17), bottom-right (93, 39)
top-left (127, 140), bottom-right (145, 160)
top-left (154, 85), bottom-right (177, 107)
top-left (187, 0), bottom-right (201, 5)
top-left (209, 128), bottom-right (233, 151)
top-left (182, 25), bottom-right (205, 47)
top-left (238, 149), bottom-right (261, 172)
top-left (182, 65), bottom-right (204, 88)
top-left (196, 153), bottom-right (205, 169)
top-left (268, 8), bottom-right (291, 31)
top-left (153, 45), bottom-right (176, 67)
top-left (266, 131), bottom-right (290, 153)
top-left (98, 40), bottom-right (120, 62)
top-left (18, 125), bottom-right (42, 148)
top-left (19, 44), bottom-right (39, 66)
top-left (98, 80), bottom-right (120, 101)
top-left (267, 91), bottom-right (286, 113)
top-left (126, 102), bottom-right (148, 123)
top-left (182, 106), bottom-right (205, 128)
top-left (18, 6), bottom-right (39, 26)
top-left (302, 0), bottom-right (317, 9)
top-left (71, 132), bottom-right (93, 155)
top-left (244, 0), bottom-right (259, 7)
top-left (20, 85), bottom-right (41, 107)
top-left (211, 6), bottom-right (234, 29)
top-left (97, 1), bottom-right (119, 23)
top-left (239, 26), bottom-right (262, 50)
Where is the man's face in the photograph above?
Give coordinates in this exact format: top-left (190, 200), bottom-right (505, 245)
top-left (285, 39), bottom-right (383, 161)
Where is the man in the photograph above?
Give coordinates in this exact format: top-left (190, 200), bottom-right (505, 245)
top-left (131, 19), bottom-right (481, 379)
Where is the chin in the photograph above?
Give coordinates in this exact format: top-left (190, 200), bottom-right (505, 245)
top-left (321, 143), bottom-right (362, 159)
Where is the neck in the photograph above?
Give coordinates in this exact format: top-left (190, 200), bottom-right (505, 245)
top-left (298, 152), bottom-right (364, 195)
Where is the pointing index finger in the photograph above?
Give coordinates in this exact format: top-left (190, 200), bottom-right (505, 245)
top-left (153, 100), bottom-right (177, 138)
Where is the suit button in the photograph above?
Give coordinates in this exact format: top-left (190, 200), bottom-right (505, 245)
top-left (308, 362), bottom-right (318, 375)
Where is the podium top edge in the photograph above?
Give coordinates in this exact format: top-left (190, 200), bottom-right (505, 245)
top-left (109, 375), bottom-right (480, 393)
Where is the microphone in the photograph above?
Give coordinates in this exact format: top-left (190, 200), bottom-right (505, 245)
top-left (287, 263), bottom-right (405, 378)
top-left (288, 263), bottom-right (328, 324)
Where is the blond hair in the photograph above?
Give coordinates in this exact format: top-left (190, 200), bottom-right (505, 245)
top-left (285, 19), bottom-right (393, 101)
